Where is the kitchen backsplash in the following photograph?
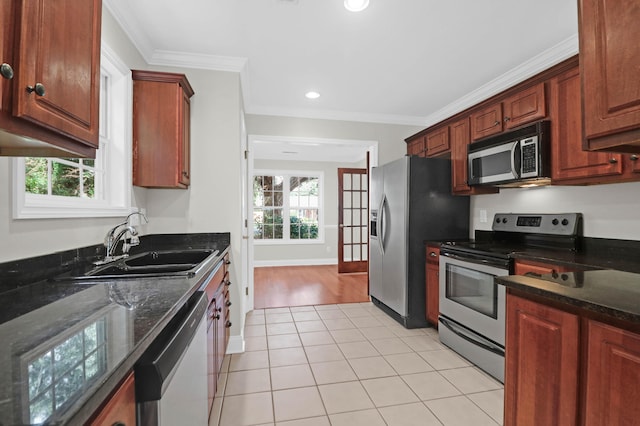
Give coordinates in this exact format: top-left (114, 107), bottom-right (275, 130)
top-left (471, 180), bottom-right (640, 240)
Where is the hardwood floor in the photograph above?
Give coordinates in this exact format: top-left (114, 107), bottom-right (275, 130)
top-left (254, 265), bottom-right (369, 309)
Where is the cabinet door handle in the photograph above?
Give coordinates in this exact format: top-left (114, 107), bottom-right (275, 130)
top-left (112, 422), bottom-right (126, 426)
top-left (493, 120), bottom-right (500, 127)
top-left (504, 117), bottom-right (511, 122)
top-left (225, 280), bottom-right (231, 286)
top-left (225, 259), bottom-right (231, 265)
top-left (226, 301), bottom-right (232, 307)
top-left (225, 321), bottom-right (232, 328)
top-left (609, 158), bottom-right (618, 164)
top-left (214, 314), bottom-right (220, 320)
top-left (631, 155), bottom-right (638, 161)
top-left (429, 251), bottom-right (437, 257)
top-left (0, 63), bottom-right (14, 79)
top-left (26, 83), bottom-right (46, 96)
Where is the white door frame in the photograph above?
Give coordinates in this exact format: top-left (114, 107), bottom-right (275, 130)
top-left (242, 135), bottom-right (378, 312)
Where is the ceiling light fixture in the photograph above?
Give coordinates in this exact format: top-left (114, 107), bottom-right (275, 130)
top-left (305, 91), bottom-right (320, 99)
top-left (344, 0), bottom-right (369, 12)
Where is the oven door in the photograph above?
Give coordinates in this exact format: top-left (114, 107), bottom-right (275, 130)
top-left (439, 254), bottom-right (507, 346)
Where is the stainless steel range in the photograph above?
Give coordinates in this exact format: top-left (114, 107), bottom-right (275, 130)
top-left (438, 213), bottom-right (582, 382)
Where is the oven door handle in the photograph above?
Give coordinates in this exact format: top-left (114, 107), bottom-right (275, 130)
top-left (439, 316), bottom-right (505, 356)
top-left (441, 252), bottom-right (509, 270)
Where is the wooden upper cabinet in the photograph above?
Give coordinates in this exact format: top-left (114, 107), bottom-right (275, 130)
top-left (132, 70), bottom-right (194, 188)
top-left (471, 83), bottom-right (546, 141)
top-left (505, 294), bottom-right (580, 426)
top-left (425, 126), bottom-right (450, 157)
top-left (406, 135), bottom-right (426, 157)
top-left (450, 118), bottom-right (471, 194)
top-left (470, 103), bottom-right (503, 140)
top-left (579, 0), bottom-right (640, 153)
top-left (549, 67), bottom-right (623, 183)
top-left (584, 320), bottom-right (640, 426)
top-left (0, 0), bottom-right (101, 157)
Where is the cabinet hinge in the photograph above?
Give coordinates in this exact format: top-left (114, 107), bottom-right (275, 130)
top-left (244, 219), bottom-right (248, 228)
top-left (244, 150), bottom-right (248, 159)
top-left (245, 287), bottom-right (249, 296)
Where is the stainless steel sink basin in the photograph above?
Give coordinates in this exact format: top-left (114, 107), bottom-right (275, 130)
top-left (53, 249), bottom-right (219, 281)
top-left (124, 250), bottom-right (213, 267)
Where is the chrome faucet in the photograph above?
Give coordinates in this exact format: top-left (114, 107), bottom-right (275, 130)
top-left (95, 212), bottom-right (149, 265)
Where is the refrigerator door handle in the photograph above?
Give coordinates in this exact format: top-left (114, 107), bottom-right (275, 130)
top-left (377, 194), bottom-right (386, 255)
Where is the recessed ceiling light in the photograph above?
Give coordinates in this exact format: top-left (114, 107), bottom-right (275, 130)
top-left (305, 91), bottom-right (320, 99)
top-left (344, 0), bottom-right (369, 12)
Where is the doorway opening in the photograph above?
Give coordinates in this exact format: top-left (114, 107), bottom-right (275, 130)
top-left (246, 136), bottom-right (377, 310)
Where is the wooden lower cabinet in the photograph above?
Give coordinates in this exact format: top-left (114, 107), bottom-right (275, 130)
top-left (88, 372), bottom-right (136, 426)
top-left (505, 294), bottom-right (580, 426)
top-left (202, 255), bottom-right (231, 417)
top-left (505, 291), bottom-right (640, 426)
top-left (425, 244), bottom-right (440, 326)
top-left (584, 320), bottom-right (640, 426)
top-left (514, 259), bottom-right (571, 277)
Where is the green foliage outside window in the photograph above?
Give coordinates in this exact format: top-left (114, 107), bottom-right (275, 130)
top-left (25, 158), bottom-right (95, 198)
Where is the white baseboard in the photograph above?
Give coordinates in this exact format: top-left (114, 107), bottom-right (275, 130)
top-left (226, 335), bottom-right (245, 354)
top-left (254, 258), bottom-right (338, 267)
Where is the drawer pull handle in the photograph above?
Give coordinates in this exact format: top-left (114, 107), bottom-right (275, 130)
top-left (226, 301), bottom-right (232, 307)
top-left (429, 252), bottom-right (437, 257)
top-left (225, 321), bottom-right (232, 328)
top-left (609, 158), bottom-right (618, 164)
top-left (225, 280), bottom-right (231, 286)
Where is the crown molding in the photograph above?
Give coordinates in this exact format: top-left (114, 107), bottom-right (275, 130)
top-left (102, 0), bottom-right (155, 62)
top-left (148, 50), bottom-right (248, 73)
top-left (245, 105), bottom-right (428, 127)
top-left (421, 33), bottom-right (579, 129)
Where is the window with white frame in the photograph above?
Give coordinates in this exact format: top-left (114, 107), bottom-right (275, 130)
top-left (12, 43), bottom-right (132, 219)
top-left (253, 171), bottom-right (323, 243)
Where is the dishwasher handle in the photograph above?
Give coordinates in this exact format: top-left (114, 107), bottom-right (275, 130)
top-left (135, 291), bottom-right (208, 401)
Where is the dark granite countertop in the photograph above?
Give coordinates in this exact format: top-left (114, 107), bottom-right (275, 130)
top-left (0, 233), bottom-right (230, 426)
top-left (496, 270), bottom-right (640, 323)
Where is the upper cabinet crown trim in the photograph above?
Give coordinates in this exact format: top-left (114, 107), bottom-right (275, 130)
top-left (420, 34), bottom-right (578, 131)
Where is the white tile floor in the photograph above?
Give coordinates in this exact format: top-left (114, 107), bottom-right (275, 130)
top-left (210, 302), bottom-right (504, 426)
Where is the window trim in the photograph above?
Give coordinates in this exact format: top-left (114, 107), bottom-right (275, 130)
top-left (11, 42), bottom-right (133, 219)
top-left (253, 169), bottom-right (325, 245)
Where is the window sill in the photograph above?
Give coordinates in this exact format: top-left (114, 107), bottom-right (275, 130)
top-left (253, 238), bottom-right (325, 246)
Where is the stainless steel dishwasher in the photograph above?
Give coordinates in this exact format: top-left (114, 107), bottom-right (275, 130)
top-left (135, 291), bottom-right (209, 425)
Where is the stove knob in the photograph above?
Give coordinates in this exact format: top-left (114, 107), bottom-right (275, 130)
top-left (502, 218), bottom-right (508, 224)
top-left (562, 219), bottom-right (569, 226)
top-left (552, 218), bottom-right (559, 225)
top-left (495, 218), bottom-right (501, 224)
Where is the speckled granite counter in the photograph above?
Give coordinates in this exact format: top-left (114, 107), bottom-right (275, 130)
top-left (495, 270), bottom-right (640, 324)
top-left (489, 236), bottom-right (640, 325)
top-left (0, 233), bottom-right (230, 425)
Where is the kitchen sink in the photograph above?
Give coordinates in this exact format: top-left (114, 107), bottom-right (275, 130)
top-left (53, 249), bottom-right (219, 281)
top-left (124, 250), bottom-right (213, 267)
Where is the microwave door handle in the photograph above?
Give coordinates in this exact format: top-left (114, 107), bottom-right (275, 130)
top-left (511, 142), bottom-right (521, 178)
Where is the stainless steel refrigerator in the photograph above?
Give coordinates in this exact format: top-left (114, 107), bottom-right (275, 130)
top-left (369, 156), bottom-right (469, 328)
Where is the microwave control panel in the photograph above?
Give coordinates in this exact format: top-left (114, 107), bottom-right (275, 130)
top-left (520, 136), bottom-right (539, 176)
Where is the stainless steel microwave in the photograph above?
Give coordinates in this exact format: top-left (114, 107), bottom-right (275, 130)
top-left (467, 120), bottom-right (551, 187)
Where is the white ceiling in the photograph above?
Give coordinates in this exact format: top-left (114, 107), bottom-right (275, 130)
top-left (104, 0), bottom-right (579, 161)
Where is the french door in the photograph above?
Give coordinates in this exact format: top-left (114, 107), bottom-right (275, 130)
top-left (338, 168), bottom-right (368, 273)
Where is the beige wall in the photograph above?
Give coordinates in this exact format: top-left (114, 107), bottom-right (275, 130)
top-left (471, 181), bottom-right (640, 240)
top-left (246, 114), bottom-right (423, 166)
top-left (253, 159), bottom-right (366, 265)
